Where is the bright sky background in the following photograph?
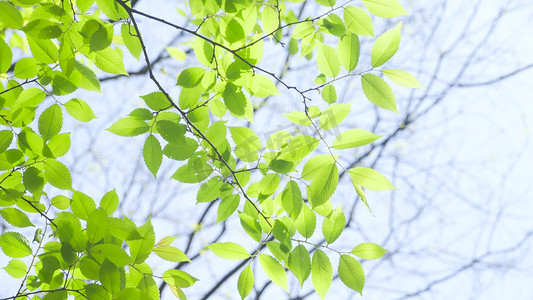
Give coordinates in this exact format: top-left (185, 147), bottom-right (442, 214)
top-left (1, 0), bottom-right (532, 299)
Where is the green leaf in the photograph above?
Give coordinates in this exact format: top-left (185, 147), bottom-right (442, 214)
top-left (225, 18), bottom-right (245, 43)
top-left (77, 0), bottom-right (95, 12)
top-left (0, 130), bottom-right (13, 153)
top-left (322, 206), bottom-right (345, 244)
top-left (163, 138), bottom-right (198, 161)
top-left (230, 126), bottom-right (261, 162)
top-left (319, 103), bottom-right (351, 130)
top-left (352, 242), bottom-right (387, 259)
top-left (371, 22), bottom-right (402, 67)
top-left (48, 132), bottom-right (71, 157)
top-left (153, 245), bottom-right (190, 262)
top-left (288, 245), bottom-right (311, 287)
top-left (206, 242), bottom-right (250, 260)
top-left (259, 173), bottom-right (280, 196)
top-left (321, 14), bottom-right (345, 37)
top-left (316, 0), bottom-right (336, 6)
top-left (130, 108), bottom-right (153, 120)
top-left (344, 8), bottom-right (373, 37)
top-left (248, 74), bottom-right (280, 98)
top-left (382, 69), bottom-right (423, 88)
top-left (237, 265), bottom-right (254, 299)
top-left (361, 73), bottom-right (397, 113)
top-left (87, 209), bottom-right (109, 244)
top-left (302, 154), bottom-right (336, 180)
top-left (14, 57), bottom-right (38, 80)
top-left (272, 220), bottom-right (291, 250)
top-left (0, 232), bottom-right (32, 258)
top-left (127, 218), bottom-right (155, 264)
top-left (51, 195), bottom-right (70, 210)
top-left (197, 177), bottom-right (223, 203)
top-left (258, 254), bottom-right (288, 292)
top-left (337, 33), bottom-right (360, 72)
top-left (217, 194), bottom-right (240, 223)
top-left (143, 134), bottom-right (162, 178)
top-left (177, 67), bottom-right (205, 88)
top-left (106, 117), bottom-right (149, 137)
top-left (295, 205), bottom-right (316, 238)
top-left (223, 84), bottom-right (248, 117)
top-left (17, 88), bottom-right (46, 107)
top-left (0, 1), bottom-right (23, 29)
top-left (321, 85), bottom-right (337, 104)
top-left (332, 129), bottom-right (382, 149)
top-left (156, 121), bottom-right (185, 144)
top-left (317, 44), bottom-right (340, 78)
top-left (292, 22), bottom-right (315, 39)
top-left (0, 208), bottom-right (34, 228)
top-left (121, 23), bottom-right (142, 60)
top-left (338, 254), bottom-right (365, 294)
top-left (52, 72), bottom-right (77, 96)
top-left (179, 86), bottom-right (202, 109)
top-left (99, 259), bottom-right (121, 296)
top-left (95, 0), bottom-right (128, 20)
top-left (163, 269), bottom-right (198, 288)
top-left (44, 159), bottom-right (72, 190)
top-left (141, 91), bottom-right (169, 111)
top-left (348, 167), bottom-right (396, 191)
top-left (239, 212), bottom-right (262, 242)
top-left (71, 191), bottom-right (96, 220)
top-left (278, 135), bottom-right (319, 163)
top-left (39, 104), bottom-right (63, 141)
top-left (262, 6), bottom-right (278, 33)
top-left (89, 26), bottom-right (111, 52)
top-left (93, 47), bottom-right (127, 75)
top-left (70, 62), bottom-right (101, 92)
top-left (166, 47), bottom-right (186, 60)
top-left (307, 161), bottom-right (338, 208)
top-left (172, 154), bottom-right (212, 183)
top-left (100, 189), bottom-right (119, 215)
top-left (23, 167), bottom-right (45, 194)
top-left (281, 180), bottom-right (303, 219)
top-left (28, 37), bottom-right (58, 64)
top-left (311, 249), bottom-right (332, 299)
top-left (90, 244), bottom-right (132, 267)
top-left (284, 111), bottom-right (311, 126)
top-left (363, 0), bottom-right (408, 18)
top-left (3, 259), bottom-right (26, 278)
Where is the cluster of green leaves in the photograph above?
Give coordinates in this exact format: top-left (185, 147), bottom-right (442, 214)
top-left (0, 0), bottom-right (421, 299)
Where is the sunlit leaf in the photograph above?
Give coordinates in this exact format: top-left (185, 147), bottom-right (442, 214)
top-left (237, 265), bottom-right (254, 299)
top-left (352, 242), bottom-right (387, 259)
top-left (338, 254), bottom-right (365, 294)
top-left (206, 242), bottom-right (250, 260)
top-left (348, 167), bottom-right (396, 191)
top-left (361, 73), bottom-right (397, 113)
top-left (258, 254), bottom-right (288, 292)
top-left (363, 0), bottom-right (408, 18)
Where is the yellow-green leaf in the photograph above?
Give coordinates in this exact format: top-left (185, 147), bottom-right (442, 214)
top-left (362, 0), bottom-right (408, 18)
top-left (361, 73), bottom-right (397, 113)
top-left (258, 254), bottom-right (288, 292)
top-left (312, 249), bottom-right (332, 299)
top-left (348, 167), bottom-right (396, 191)
top-left (237, 265), bottom-right (254, 299)
top-left (153, 245), bottom-right (190, 262)
top-left (344, 6), bottom-right (374, 37)
top-left (206, 242), bottom-right (250, 260)
top-left (338, 254), bottom-right (364, 294)
top-left (332, 129), bottom-right (382, 149)
top-left (371, 22), bottom-right (402, 67)
top-left (352, 242), bottom-right (387, 260)
top-left (0, 232), bottom-right (32, 258)
top-left (382, 69), bottom-right (423, 88)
